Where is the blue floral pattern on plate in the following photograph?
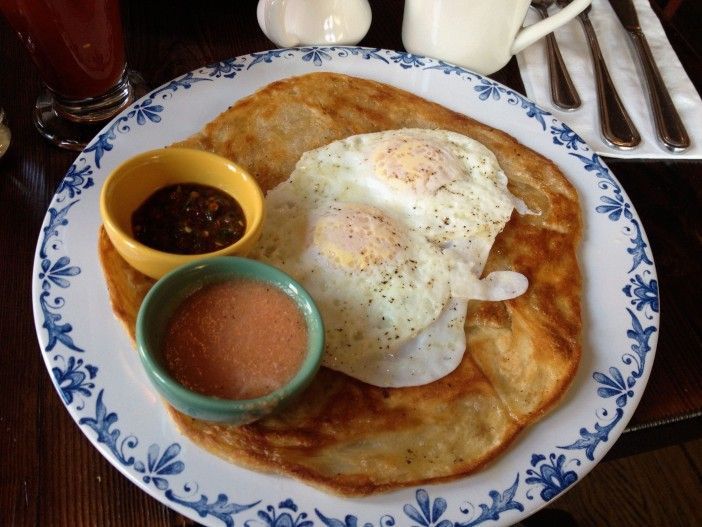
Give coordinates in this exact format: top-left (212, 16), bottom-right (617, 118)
top-left (33, 47), bottom-right (659, 526)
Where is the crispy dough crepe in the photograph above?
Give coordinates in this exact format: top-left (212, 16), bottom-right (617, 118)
top-left (98, 72), bottom-right (582, 496)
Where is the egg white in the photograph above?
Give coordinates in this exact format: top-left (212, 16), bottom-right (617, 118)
top-left (253, 200), bottom-right (457, 385)
top-left (252, 129), bottom-right (528, 387)
top-left (285, 129), bottom-right (528, 285)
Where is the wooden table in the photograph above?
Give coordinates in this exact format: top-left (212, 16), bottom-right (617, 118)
top-left (1, 0), bottom-right (700, 524)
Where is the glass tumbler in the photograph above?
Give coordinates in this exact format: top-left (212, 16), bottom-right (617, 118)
top-left (0, 0), bottom-right (146, 150)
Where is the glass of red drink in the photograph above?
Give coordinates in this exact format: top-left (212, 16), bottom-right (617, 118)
top-left (0, 0), bottom-right (145, 150)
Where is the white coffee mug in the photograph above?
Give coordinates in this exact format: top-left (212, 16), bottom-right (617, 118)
top-left (402, 0), bottom-right (591, 74)
top-left (257, 0), bottom-right (372, 48)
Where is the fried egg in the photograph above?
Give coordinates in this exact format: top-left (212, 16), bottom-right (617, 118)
top-left (252, 129), bottom-right (528, 387)
top-left (282, 129), bottom-right (529, 279)
top-left (254, 200), bottom-right (465, 385)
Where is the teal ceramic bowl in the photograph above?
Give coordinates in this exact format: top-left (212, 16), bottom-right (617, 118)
top-left (136, 256), bottom-right (324, 424)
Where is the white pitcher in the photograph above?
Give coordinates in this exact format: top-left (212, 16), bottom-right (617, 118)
top-left (257, 0), bottom-right (372, 48)
top-left (402, 0), bottom-right (591, 74)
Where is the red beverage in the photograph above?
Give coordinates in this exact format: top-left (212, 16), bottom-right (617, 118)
top-left (0, 0), bottom-right (126, 100)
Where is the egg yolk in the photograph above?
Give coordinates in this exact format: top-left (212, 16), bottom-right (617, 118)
top-left (312, 204), bottom-right (403, 270)
top-left (372, 137), bottom-right (461, 195)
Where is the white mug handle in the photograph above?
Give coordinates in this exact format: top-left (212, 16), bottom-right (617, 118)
top-left (256, 0), bottom-right (300, 48)
top-left (511, 0), bottom-right (591, 55)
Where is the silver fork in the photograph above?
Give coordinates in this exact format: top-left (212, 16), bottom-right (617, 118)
top-left (558, 0), bottom-right (640, 149)
top-left (531, 0), bottom-right (581, 110)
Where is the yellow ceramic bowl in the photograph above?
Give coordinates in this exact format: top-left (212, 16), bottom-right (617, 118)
top-left (99, 148), bottom-right (265, 279)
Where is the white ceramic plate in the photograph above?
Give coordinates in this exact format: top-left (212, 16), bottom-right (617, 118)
top-left (32, 47), bottom-right (659, 526)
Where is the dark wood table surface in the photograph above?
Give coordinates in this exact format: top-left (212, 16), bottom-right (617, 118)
top-left (1, 0), bottom-right (700, 525)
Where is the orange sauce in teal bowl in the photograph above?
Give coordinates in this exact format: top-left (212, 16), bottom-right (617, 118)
top-left (162, 279), bottom-right (308, 400)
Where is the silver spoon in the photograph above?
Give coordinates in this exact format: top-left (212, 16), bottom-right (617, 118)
top-left (531, 0), bottom-right (581, 110)
top-left (557, 0), bottom-right (640, 149)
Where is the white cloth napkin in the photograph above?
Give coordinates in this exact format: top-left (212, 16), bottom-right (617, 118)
top-left (516, 0), bottom-right (702, 159)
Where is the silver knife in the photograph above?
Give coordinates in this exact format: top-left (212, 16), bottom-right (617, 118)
top-left (609, 0), bottom-right (690, 152)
